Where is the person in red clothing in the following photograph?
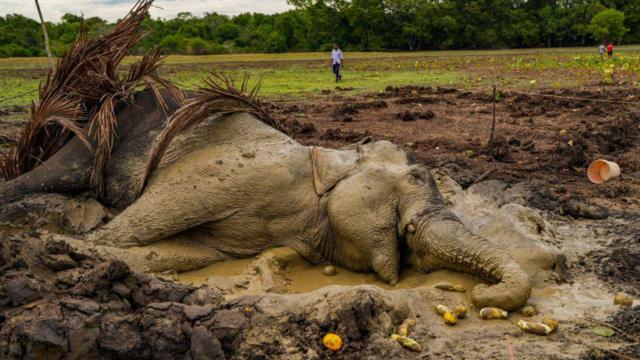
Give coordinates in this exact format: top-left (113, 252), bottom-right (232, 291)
top-left (607, 43), bottom-right (614, 57)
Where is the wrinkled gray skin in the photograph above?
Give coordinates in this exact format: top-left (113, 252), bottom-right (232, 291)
top-left (0, 90), bottom-right (531, 310)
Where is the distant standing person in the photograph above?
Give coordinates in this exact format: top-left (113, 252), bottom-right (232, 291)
top-left (599, 44), bottom-right (606, 60)
top-left (607, 43), bottom-right (614, 57)
top-left (331, 44), bottom-right (343, 83)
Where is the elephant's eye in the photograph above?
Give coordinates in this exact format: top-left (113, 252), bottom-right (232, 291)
top-left (409, 170), bottom-right (423, 181)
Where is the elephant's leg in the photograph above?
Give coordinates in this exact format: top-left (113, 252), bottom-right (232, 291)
top-left (86, 181), bottom-right (220, 247)
top-left (61, 232), bottom-right (228, 273)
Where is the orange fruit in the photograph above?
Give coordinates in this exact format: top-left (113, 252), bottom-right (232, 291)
top-left (322, 332), bottom-right (343, 352)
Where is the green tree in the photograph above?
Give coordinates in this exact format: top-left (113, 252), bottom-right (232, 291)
top-left (1, 0), bottom-right (640, 57)
top-left (215, 22), bottom-right (240, 42)
top-left (264, 32), bottom-right (287, 52)
top-left (588, 8), bottom-right (628, 42)
top-left (187, 37), bottom-right (210, 55)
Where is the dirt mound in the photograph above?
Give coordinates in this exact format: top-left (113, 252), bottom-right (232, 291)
top-left (551, 110), bottom-right (640, 168)
top-left (321, 128), bottom-right (371, 142)
top-left (580, 344), bottom-right (640, 359)
top-left (284, 119), bottom-right (317, 137)
top-left (485, 136), bottom-right (513, 162)
top-left (0, 232), bottom-right (414, 359)
top-left (612, 305), bottom-right (640, 337)
top-left (593, 242), bottom-right (640, 294)
top-left (580, 219), bottom-right (640, 294)
top-left (394, 96), bottom-right (442, 105)
top-left (383, 85), bottom-right (429, 97)
top-left (395, 110), bottom-right (435, 122)
top-left (333, 100), bottom-right (387, 116)
top-left (381, 85), bottom-right (458, 98)
top-left (580, 306), bottom-right (640, 360)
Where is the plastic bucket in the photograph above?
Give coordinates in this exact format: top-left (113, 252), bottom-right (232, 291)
top-left (587, 159), bottom-right (621, 184)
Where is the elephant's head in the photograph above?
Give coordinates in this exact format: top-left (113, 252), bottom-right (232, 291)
top-left (310, 139), bottom-right (531, 311)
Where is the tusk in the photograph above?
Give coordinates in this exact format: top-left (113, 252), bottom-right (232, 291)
top-left (407, 224), bottom-right (416, 233)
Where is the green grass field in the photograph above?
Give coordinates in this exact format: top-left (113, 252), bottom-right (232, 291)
top-left (2, 45), bottom-right (640, 108)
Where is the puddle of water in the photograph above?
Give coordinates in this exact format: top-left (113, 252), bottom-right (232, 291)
top-left (178, 257), bottom-right (255, 284)
top-left (177, 247), bottom-right (482, 293)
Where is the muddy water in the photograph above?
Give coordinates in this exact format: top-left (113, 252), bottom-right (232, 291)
top-left (177, 247), bottom-right (481, 293)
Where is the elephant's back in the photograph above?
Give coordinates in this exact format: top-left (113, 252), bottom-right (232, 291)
top-left (103, 107), bottom-right (297, 209)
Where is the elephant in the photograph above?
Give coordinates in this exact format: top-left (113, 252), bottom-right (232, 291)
top-left (0, 89), bottom-right (531, 311)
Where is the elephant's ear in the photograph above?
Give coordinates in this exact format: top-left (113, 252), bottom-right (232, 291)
top-left (310, 146), bottom-right (360, 195)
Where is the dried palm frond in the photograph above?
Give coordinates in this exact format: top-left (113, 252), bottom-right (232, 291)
top-left (0, 80), bottom-right (90, 179)
top-left (126, 47), bottom-right (186, 109)
top-left (87, 47), bottom-right (185, 196)
top-left (136, 73), bottom-right (282, 197)
top-left (0, 0), bottom-right (155, 182)
top-left (1, 0), bottom-right (183, 199)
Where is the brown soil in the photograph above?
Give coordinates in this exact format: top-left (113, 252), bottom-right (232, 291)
top-left (1, 84), bottom-right (639, 359)
top-left (277, 84), bottom-right (640, 217)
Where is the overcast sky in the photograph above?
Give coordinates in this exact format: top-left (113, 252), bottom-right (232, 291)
top-left (0, 0), bottom-right (293, 22)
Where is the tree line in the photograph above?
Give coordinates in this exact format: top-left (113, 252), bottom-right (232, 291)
top-left (0, 0), bottom-right (637, 57)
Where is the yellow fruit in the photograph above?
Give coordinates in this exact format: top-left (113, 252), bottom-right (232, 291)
top-left (517, 320), bottom-right (553, 335)
top-left (614, 292), bottom-right (633, 306)
top-left (435, 304), bottom-right (450, 315)
top-left (479, 307), bottom-right (508, 320)
top-left (391, 334), bottom-right (422, 352)
top-left (443, 311), bottom-right (457, 325)
top-left (453, 305), bottom-right (467, 319)
top-left (541, 318), bottom-right (559, 333)
top-left (322, 333), bottom-right (343, 352)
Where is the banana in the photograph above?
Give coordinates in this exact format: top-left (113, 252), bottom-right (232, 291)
top-left (435, 304), bottom-right (450, 315)
top-left (517, 320), bottom-right (553, 335)
top-left (479, 307), bottom-right (508, 320)
top-left (614, 292), bottom-right (633, 306)
top-left (541, 318), bottom-right (559, 333)
top-left (391, 334), bottom-right (422, 352)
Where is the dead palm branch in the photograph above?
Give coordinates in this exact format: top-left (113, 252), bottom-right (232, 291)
top-left (0, 84), bottom-right (90, 179)
top-left (82, 47), bottom-right (184, 195)
top-left (0, 0), bottom-right (183, 198)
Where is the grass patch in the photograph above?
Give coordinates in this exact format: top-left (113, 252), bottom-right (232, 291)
top-left (0, 77), bottom-right (40, 108)
top-left (2, 46), bottom-right (640, 108)
top-left (166, 68), bottom-right (462, 99)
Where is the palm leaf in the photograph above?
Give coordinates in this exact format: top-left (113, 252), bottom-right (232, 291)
top-left (1, 0), bottom-right (183, 200)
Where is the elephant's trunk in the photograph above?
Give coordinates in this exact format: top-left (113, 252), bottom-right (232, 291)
top-left (411, 217), bottom-right (531, 311)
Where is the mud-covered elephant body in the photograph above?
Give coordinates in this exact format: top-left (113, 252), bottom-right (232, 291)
top-left (0, 90), bottom-right (531, 310)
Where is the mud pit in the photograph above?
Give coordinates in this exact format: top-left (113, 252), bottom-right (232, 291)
top-left (177, 247), bottom-right (481, 295)
top-left (1, 85), bottom-right (639, 359)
